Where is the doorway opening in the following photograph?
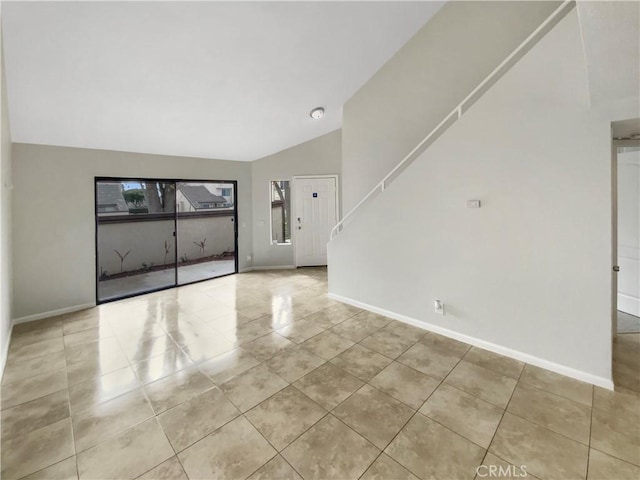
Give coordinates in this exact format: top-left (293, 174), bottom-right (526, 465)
top-left (95, 177), bottom-right (238, 303)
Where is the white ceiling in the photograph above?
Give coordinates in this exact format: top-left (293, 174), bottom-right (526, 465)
top-left (2, 1), bottom-right (444, 161)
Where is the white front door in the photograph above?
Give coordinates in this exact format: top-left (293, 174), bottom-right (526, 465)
top-left (293, 176), bottom-right (338, 266)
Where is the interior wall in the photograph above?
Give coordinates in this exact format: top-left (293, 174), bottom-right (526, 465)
top-left (11, 144), bottom-right (252, 320)
top-left (329, 11), bottom-right (616, 386)
top-left (1, 27), bottom-right (13, 370)
top-left (617, 147), bottom-right (640, 316)
top-left (251, 129), bottom-right (341, 268)
top-left (341, 0), bottom-right (561, 212)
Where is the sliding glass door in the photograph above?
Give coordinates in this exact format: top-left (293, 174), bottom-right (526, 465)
top-left (176, 181), bottom-right (237, 285)
top-left (95, 178), bottom-right (237, 303)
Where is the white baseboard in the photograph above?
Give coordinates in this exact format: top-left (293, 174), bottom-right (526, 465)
top-left (328, 292), bottom-right (614, 390)
top-left (12, 303), bottom-right (96, 325)
top-left (618, 293), bottom-right (640, 317)
top-left (241, 265), bottom-right (296, 272)
top-left (0, 322), bottom-right (13, 383)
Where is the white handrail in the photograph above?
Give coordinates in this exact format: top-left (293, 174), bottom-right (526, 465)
top-left (330, 0), bottom-right (574, 240)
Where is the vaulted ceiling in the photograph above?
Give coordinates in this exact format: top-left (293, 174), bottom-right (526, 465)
top-left (2, 1), bottom-right (443, 161)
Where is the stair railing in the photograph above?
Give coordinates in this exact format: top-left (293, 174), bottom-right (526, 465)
top-left (330, 0), bottom-right (574, 240)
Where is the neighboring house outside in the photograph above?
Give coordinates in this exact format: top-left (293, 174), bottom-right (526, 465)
top-left (177, 185), bottom-right (230, 212)
top-left (96, 183), bottom-right (129, 215)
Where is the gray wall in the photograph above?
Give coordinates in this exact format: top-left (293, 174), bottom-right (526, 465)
top-left (330, 11), bottom-right (617, 385)
top-left (251, 130), bottom-right (341, 267)
top-left (341, 0), bottom-right (561, 212)
top-left (11, 144), bottom-right (252, 319)
top-left (1, 35), bottom-right (13, 369)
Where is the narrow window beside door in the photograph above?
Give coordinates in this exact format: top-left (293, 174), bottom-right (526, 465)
top-left (270, 180), bottom-right (291, 245)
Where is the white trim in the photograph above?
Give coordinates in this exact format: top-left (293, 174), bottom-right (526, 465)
top-left (239, 265), bottom-right (297, 273)
top-left (291, 174), bottom-right (340, 268)
top-left (12, 303), bottom-right (96, 325)
top-left (0, 322), bottom-right (13, 383)
top-left (328, 292), bottom-right (614, 390)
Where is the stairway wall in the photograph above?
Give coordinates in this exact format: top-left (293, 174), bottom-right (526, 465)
top-left (341, 1), bottom-right (561, 212)
top-left (329, 10), bottom-right (616, 386)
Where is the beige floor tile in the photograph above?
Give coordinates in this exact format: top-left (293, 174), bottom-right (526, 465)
top-left (180, 335), bottom-right (238, 363)
top-left (9, 325), bottom-right (63, 351)
top-left (1, 368), bottom-right (68, 410)
top-left (302, 330), bottom-right (355, 360)
top-left (587, 449), bottom-right (640, 480)
top-left (247, 455), bottom-right (302, 480)
top-left (132, 348), bottom-right (194, 385)
top-left (330, 344), bottom-right (392, 382)
top-left (63, 326), bottom-right (114, 348)
top-left (381, 321), bottom-right (427, 343)
top-left (613, 334), bottom-right (640, 392)
top-left (591, 404), bottom-right (640, 466)
top-left (20, 456), bottom-right (78, 480)
top-left (333, 384), bottom-right (414, 449)
top-left (276, 319), bottom-right (325, 344)
top-left (1, 389), bottom-right (70, 440)
top-left (237, 302), bottom-right (275, 322)
top-left (369, 362), bottom-right (440, 409)
top-left (386, 413), bottom-right (485, 480)
top-left (205, 311), bottom-right (255, 331)
top-left (420, 383), bottom-right (503, 448)
top-left (2, 350), bottom-right (67, 384)
top-left (77, 418), bottom-right (174, 480)
top-left (68, 366), bottom-right (140, 414)
top-left (72, 388), bottom-right (154, 453)
top-left (197, 347), bottom-right (260, 384)
top-left (360, 330), bottom-right (416, 359)
top-left (144, 367), bottom-right (215, 414)
top-left (490, 413), bottom-right (588, 480)
top-left (179, 416), bottom-right (277, 480)
top-left (242, 332), bottom-right (296, 362)
top-left (507, 382), bottom-right (591, 444)
top-left (137, 457), bottom-right (188, 480)
top-left (463, 347), bottom-right (525, 379)
top-left (265, 345), bottom-right (326, 382)
top-left (166, 326), bottom-right (219, 350)
top-left (282, 414), bottom-right (380, 480)
top-left (119, 335), bottom-right (179, 363)
top-left (65, 339), bottom-right (130, 385)
top-left (224, 316), bottom-right (275, 344)
top-left (1, 418), bottom-right (75, 480)
top-left (360, 453), bottom-right (419, 480)
top-left (593, 386), bottom-right (639, 419)
top-left (397, 342), bottom-right (461, 380)
top-left (12, 317), bottom-right (62, 336)
top-left (303, 305), bottom-right (356, 329)
top-left (445, 361), bottom-right (517, 408)
top-left (520, 364), bottom-right (593, 406)
top-left (419, 332), bottom-right (471, 357)
top-left (7, 337), bottom-right (64, 365)
top-left (62, 315), bottom-right (103, 335)
top-left (330, 312), bottom-right (390, 343)
top-left (158, 387), bottom-right (239, 452)
top-left (246, 385), bottom-right (327, 450)
top-left (219, 363), bottom-right (289, 412)
top-left (293, 363), bottom-right (364, 410)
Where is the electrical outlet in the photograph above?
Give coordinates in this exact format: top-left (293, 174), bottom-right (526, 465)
top-left (246, 255), bottom-right (252, 262)
top-left (434, 300), bottom-right (444, 315)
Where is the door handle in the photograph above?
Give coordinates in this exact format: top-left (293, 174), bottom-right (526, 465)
top-left (613, 266), bottom-right (620, 272)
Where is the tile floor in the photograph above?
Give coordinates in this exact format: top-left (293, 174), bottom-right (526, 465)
top-left (1, 268), bottom-right (639, 480)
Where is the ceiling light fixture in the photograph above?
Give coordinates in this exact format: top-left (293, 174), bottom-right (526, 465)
top-left (310, 107), bottom-right (325, 119)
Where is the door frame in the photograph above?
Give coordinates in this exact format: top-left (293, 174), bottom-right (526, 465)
top-left (611, 139), bottom-right (640, 338)
top-left (94, 176), bottom-right (239, 304)
top-left (291, 174), bottom-right (340, 268)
